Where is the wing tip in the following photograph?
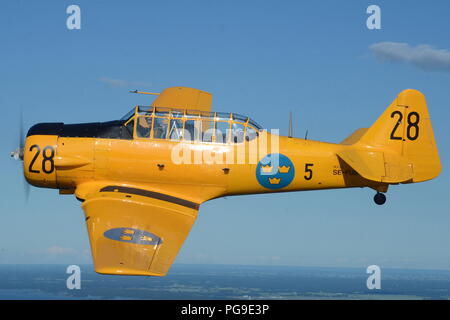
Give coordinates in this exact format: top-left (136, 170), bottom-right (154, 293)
top-left (95, 267), bottom-right (166, 277)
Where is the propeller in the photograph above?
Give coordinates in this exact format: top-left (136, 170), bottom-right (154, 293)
top-left (10, 112), bottom-right (30, 201)
top-left (10, 114), bottom-right (24, 160)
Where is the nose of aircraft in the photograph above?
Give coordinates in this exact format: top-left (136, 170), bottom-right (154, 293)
top-left (21, 123), bottom-right (62, 189)
top-left (10, 147), bottom-right (24, 160)
top-left (26, 122), bottom-right (64, 137)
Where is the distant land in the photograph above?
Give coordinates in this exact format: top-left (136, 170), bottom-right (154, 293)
top-left (0, 264), bottom-right (449, 300)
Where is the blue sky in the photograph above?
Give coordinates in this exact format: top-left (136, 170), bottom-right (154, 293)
top-left (1, 0), bottom-right (449, 270)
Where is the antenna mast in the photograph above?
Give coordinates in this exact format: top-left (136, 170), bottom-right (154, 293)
top-left (129, 90), bottom-right (160, 95)
top-left (288, 111), bottom-right (293, 138)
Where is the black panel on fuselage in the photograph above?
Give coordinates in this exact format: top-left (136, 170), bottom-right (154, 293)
top-left (27, 121), bottom-right (133, 140)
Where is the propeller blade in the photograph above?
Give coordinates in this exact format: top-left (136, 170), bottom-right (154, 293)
top-left (18, 111), bottom-right (29, 201)
top-left (24, 177), bottom-right (30, 202)
top-left (19, 111), bottom-right (24, 149)
top-left (21, 162), bottom-right (30, 202)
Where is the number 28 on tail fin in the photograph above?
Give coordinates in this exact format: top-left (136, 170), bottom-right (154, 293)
top-left (339, 89), bottom-right (441, 184)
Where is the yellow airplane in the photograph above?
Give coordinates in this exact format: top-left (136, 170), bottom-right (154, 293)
top-left (10, 87), bottom-right (441, 276)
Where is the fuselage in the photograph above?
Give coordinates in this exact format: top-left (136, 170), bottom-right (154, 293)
top-left (23, 119), bottom-right (384, 204)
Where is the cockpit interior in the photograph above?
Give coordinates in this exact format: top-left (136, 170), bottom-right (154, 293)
top-left (121, 106), bottom-right (263, 143)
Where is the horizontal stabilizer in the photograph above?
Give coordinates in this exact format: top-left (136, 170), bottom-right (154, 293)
top-left (337, 149), bottom-right (385, 182)
top-left (340, 128), bottom-right (368, 145)
top-left (337, 149), bottom-right (413, 183)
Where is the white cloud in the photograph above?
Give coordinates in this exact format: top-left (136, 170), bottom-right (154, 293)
top-left (45, 246), bottom-right (77, 255)
top-left (99, 77), bottom-right (152, 88)
top-left (370, 42), bottom-right (450, 73)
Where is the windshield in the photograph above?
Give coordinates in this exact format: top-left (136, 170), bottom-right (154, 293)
top-left (120, 108), bottom-right (135, 121)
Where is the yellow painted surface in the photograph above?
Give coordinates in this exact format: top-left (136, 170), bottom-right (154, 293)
top-left (24, 135), bottom-right (58, 188)
top-left (22, 88), bottom-right (441, 276)
top-left (151, 87), bottom-right (212, 112)
top-left (83, 190), bottom-right (197, 276)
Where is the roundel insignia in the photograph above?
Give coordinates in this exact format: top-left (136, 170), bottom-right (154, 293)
top-left (256, 153), bottom-right (295, 189)
top-left (104, 228), bottom-right (162, 245)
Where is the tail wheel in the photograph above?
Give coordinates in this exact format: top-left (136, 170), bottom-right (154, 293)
top-left (374, 192), bottom-right (386, 205)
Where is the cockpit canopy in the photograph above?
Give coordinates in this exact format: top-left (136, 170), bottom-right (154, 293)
top-left (121, 106), bottom-right (263, 143)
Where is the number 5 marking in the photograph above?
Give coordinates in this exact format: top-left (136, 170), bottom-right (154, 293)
top-left (304, 163), bottom-right (314, 180)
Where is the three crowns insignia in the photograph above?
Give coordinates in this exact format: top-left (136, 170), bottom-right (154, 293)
top-left (260, 163), bottom-right (292, 185)
top-left (268, 178), bottom-right (281, 184)
top-left (260, 165), bottom-right (291, 174)
top-left (278, 165), bottom-right (290, 173)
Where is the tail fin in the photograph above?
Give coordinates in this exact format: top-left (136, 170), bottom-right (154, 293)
top-left (338, 89), bottom-right (441, 183)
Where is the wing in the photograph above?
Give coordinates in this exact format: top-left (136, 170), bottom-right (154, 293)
top-left (81, 185), bottom-right (199, 276)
